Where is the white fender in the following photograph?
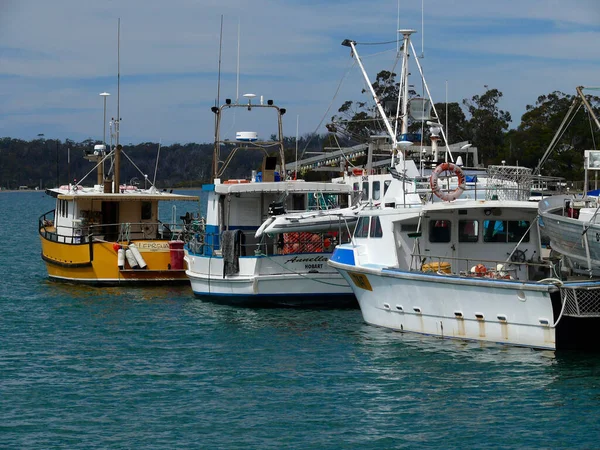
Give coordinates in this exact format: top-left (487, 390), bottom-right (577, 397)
top-left (129, 243), bottom-right (147, 269)
top-left (255, 216), bottom-right (276, 238)
top-left (125, 248), bottom-right (139, 269)
top-left (117, 248), bottom-right (125, 269)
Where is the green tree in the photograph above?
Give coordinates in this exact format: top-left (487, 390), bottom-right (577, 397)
top-left (331, 70), bottom-right (401, 143)
top-left (503, 90), bottom-right (600, 179)
top-left (463, 88), bottom-right (511, 165)
top-left (432, 102), bottom-right (469, 145)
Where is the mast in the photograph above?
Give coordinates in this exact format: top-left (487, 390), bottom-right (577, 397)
top-left (212, 16), bottom-right (224, 181)
top-left (342, 30), bottom-right (415, 167)
top-left (341, 39), bottom-right (400, 156)
top-left (399, 29), bottom-right (414, 138)
top-left (114, 18), bottom-right (121, 192)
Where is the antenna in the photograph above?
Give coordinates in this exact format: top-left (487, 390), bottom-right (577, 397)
top-left (421, 0), bottom-right (424, 58)
top-left (236, 18), bottom-right (240, 103)
top-left (153, 139), bottom-right (162, 186)
top-left (216, 15), bottom-right (223, 109)
top-left (295, 115), bottom-right (299, 179)
top-left (114, 18), bottom-right (122, 192)
top-left (396, 0), bottom-right (400, 54)
top-left (445, 80), bottom-right (448, 144)
top-left (116, 18), bottom-right (120, 147)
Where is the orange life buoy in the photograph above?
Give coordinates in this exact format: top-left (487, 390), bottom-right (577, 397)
top-left (224, 179), bottom-right (250, 184)
top-left (430, 162), bottom-right (466, 202)
top-left (352, 167), bottom-right (364, 176)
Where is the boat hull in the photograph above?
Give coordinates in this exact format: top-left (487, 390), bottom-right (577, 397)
top-left (40, 235), bottom-right (188, 284)
top-left (539, 210), bottom-right (600, 269)
top-left (185, 250), bottom-right (356, 308)
top-left (331, 260), bottom-right (560, 350)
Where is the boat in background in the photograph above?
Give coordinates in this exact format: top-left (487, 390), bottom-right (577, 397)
top-left (538, 86), bottom-right (600, 276)
top-left (184, 96), bottom-right (356, 307)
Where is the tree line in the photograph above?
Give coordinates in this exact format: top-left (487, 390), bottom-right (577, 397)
top-left (2, 79), bottom-right (599, 189)
top-left (332, 71), bottom-right (600, 181)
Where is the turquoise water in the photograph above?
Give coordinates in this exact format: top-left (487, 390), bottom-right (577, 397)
top-left (2, 190), bottom-right (600, 449)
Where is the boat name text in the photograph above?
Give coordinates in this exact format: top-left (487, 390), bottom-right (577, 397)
top-left (284, 255), bottom-right (328, 266)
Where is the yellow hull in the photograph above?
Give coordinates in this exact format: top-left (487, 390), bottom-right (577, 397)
top-left (40, 235), bottom-right (188, 284)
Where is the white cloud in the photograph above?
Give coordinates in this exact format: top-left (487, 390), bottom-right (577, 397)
top-left (1, 0), bottom-right (599, 144)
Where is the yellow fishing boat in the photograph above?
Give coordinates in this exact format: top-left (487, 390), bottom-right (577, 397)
top-left (39, 143), bottom-right (201, 285)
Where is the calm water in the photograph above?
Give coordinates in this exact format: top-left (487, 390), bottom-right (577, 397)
top-left (2, 190), bottom-right (600, 449)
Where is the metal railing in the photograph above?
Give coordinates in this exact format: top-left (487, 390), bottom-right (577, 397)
top-left (39, 209), bottom-right (201, 245)
top-left (561, 284), bottom-right (600, 317)
top-left (187, 228), bottom-right (352, 258)
top-left (409, 252), bottom-right (553, 281)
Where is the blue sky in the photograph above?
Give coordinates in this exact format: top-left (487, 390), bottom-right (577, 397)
top-left (1, 0), bottom-right (599, 145)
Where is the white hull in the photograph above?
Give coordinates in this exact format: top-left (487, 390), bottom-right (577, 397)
top-left (539, 195), bottom-right (600, 274)
top-left (185, 251), bottom-right (355, 306)
top-left (333, 262), bottom-right (559, 349)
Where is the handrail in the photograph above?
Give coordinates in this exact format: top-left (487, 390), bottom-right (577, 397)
top-left (39, 218), bottom-right (195, 245)
top-left (409, 251), bottom-right (552, 280)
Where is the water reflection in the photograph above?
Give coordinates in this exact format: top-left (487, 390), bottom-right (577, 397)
top-left (184, 298), bottom-right (363, 335)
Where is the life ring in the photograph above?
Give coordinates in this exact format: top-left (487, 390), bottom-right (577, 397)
top-left (430, 162), bottom-right (466, 202)
top-left (224, 179), bottom-right (250, 184)
top-left (352, 167), bottom-right (364, 176)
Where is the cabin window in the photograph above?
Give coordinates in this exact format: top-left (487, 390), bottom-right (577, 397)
top-left (373, 181), bottom-right (381, 200)
top-left (459, 220), bottom-right (478, 242)
top-left (141, 202), bottom-right (152, 220)
top-left (508, 221), bottom-right (530, 243)
top-left (292, 194), bottom-right (305, 211)
top-left (384, 180), bottom-right (391, 195)
top-left (353, 182), bottom-right (359, 192)
top-left (354, 216), bottom-right (370, 238)
top-left (362, 182), bottom-right (369, 201)
top-left (483, 220), bottom-right (506, 242)
top-left (401, 223), bottom-right (419, 233)
top-left (429, 220), bottom-right (451, 243)
top-left (370, 216), bottom-right (383, 238)
top-left (483, 220), bottom-right (530, 243)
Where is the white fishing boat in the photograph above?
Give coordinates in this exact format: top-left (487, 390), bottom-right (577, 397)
top-left (183, 96), bottom-right (356, 307)
top-left (330, 161), bottom-right (600, 350)
top-left (327, 34), bottom-right (600, 351)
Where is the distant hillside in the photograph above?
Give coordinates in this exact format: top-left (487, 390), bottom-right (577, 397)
top-left (0, 134), bottom-right (335, 190)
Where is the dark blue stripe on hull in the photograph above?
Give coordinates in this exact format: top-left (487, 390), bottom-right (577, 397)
top-left (192, 291), bottom-right (358, 309)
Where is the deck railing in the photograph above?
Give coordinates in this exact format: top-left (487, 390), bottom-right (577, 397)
top-left (409, 252), bottom-right (554, 282)
top-left (187, 228), bottom-right (352, 258)
top-left (39, 209), bottom-right (199, 245)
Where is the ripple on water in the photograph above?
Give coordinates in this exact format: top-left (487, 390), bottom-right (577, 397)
top-left (2, 192), bottom-right (600, 448)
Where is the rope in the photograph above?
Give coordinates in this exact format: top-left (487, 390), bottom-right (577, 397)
top-left (298, 58), bottom-right (356, 160)
top-left (587, 108), bottom-right (598, 150)
top-left (354, 39), bottom-right (401, 46)
top-left (76, 150), bottom-right (114, 186)
top-left (120, 150), bottom-right (157, 189)
top-left (119, 223), bottom-right (131, 242)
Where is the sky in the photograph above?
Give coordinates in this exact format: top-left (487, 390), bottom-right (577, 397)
top-left (1, 0), bottom-right (600, 146)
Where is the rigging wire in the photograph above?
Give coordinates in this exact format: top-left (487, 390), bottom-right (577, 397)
top-left (297, 43), bottom-right (400, 163)
top-left (298, 58), bottom-right (357, 160)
